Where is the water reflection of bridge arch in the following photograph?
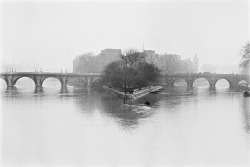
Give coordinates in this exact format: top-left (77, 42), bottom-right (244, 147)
top-left (241, 98), bottom-right (250, 133)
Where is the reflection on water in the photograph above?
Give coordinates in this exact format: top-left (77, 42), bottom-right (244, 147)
top-left (241, 97), bottom-right (250, 133)
top-left (1, 84), bottom-right (250, 166)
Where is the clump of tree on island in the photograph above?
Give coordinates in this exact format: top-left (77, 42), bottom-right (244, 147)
top-left (100, 49), bottom-right (161, 93)
top-left (71, 48), bottom-right (198, 89)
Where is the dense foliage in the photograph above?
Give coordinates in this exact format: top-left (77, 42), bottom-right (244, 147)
top-left (240, 42), bottom-right (250, 73)
top-left (101, 50), bottom-right (161, 92)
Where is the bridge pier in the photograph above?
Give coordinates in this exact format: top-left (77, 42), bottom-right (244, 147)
top-left (4, 76), bottom-right (15, 87)
top-left (208, 81), bottom-right (216, 90)
top-left (229, 82), bottom-right (240, 89)
top-left (34, 77), bottom-right (43, 87)
top-left (61, 78), bottom-right (68, 87)
top-left (166, 79), bottom-right (174, 87)
top-left (209, 84), bottom-right (216, 90)
top-left (6, 78), bottom-right (14, 87)
top-left (186, 79), bottom-right (194, 89)
top-left (86, 77), bottom-right (91, 87)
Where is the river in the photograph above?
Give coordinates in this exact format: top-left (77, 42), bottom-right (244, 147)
top-left (0, 79), bottom-right (249, 166)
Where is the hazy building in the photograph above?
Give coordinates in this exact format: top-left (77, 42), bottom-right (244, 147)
top-left (144, 50), bottom-right (160, 65)
top-left (144, 50), bottom-right (155, 57)
top-left (73, 57), bottom-right (81, 73)
top-left (100, 49), bottom-right (121, 57)
top-left (99, 49), bottom-right (121, 67)
top-left (192, 54), bottom-right (198, 73)
top-left (73, 48), bottom-right (199, 74)
top-left (143, 49), bottom-right (199, 74)
top-left (73, 49), bottom-right (121, 73)
top-left (200, 64), bottom-right (217, 73)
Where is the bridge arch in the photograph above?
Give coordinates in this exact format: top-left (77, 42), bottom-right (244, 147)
top-left (41, 77), bottom-right (62, 87)
top-left (13, 76), bottom-right (36, 87)
top-left (192, 78), bottom-right (210, 88)
top-left (0, 77), bottom-right (7, 89)
top-left (68, 77), bottom-right (88, 87)
top-left (238, 80), bottom-right (249, 86)
top-left (91, 77), bottom-right (101, 83)
top-left (172, 79), bottom-right (187, 87)
top-left (215, 78), bottom-right (231, 88)
top-left (40, 76), bottom-right (62, 86)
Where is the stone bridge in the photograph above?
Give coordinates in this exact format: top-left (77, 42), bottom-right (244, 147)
top-left (164, 73), bottom-right (249, 89)
top-left (0, 72), bottom-right (102, 88)
top-left (0, 72), bottom-right (249, 90)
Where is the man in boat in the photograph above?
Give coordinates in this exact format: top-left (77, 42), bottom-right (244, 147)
top-left (244, 91), bottom-right (250, 97)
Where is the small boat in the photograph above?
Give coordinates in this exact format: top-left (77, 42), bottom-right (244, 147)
top-left (243, 91), bottom-right (250, 97)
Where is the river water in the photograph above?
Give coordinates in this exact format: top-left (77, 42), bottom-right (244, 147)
top-left (0, 79), bottom-right (249, 166)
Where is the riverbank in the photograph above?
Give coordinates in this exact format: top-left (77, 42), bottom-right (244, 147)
top-left (103, 86), bottom-right (163, 99)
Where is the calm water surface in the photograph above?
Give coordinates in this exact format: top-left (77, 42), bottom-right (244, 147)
top-left (1, 80), bottom-right (250, 166)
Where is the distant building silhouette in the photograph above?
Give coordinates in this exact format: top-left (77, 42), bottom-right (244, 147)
top-left (73, 48), bottom-right (199, 74)
top-left (73, 49), bottom-right (121, 73)
top-left (100, 49), bottom-right (121, 57)
top-left (144, 50), bottom-right (155, 56)
top-left (143, 49), bottom-right (199, 74)
top-left (143, 50), bottom-right (159, 65)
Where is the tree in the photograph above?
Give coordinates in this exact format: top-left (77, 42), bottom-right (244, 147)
top-left (121, 49), bottom-right (146, 68)
top-left (133, 62), bottom-right (161, 88)
top-left (101, 49), bottom-right (161, 92)
top-left (120, 49), bottom-right (146, 93)
top-left (101, 60), bottom-right (124, 90)
top-left (240, 42), bottom-right (250, 74)
top-left (74, 53), bottom-right (97, 73)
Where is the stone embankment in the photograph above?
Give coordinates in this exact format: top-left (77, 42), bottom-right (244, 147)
top-left (103, 86), bottom-right (163, 99)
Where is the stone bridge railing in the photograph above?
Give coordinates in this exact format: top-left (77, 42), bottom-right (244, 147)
top-left (0, 72), bottom-right (102, 88)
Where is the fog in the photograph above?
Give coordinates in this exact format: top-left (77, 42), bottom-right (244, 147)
top-left (0, 0), bottom-right (249, 72)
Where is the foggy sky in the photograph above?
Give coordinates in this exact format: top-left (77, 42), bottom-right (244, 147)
top-left (1, 0), bottom-right (249, 72)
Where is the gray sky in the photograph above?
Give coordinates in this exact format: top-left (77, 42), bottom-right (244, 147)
top-left (0, 0), bottom-right (249, 72)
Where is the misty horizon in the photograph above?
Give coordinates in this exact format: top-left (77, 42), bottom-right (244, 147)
top-left (0, 48), bottom-right (242, 74)
top-left (1, 0), bottom-right (249, 71)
